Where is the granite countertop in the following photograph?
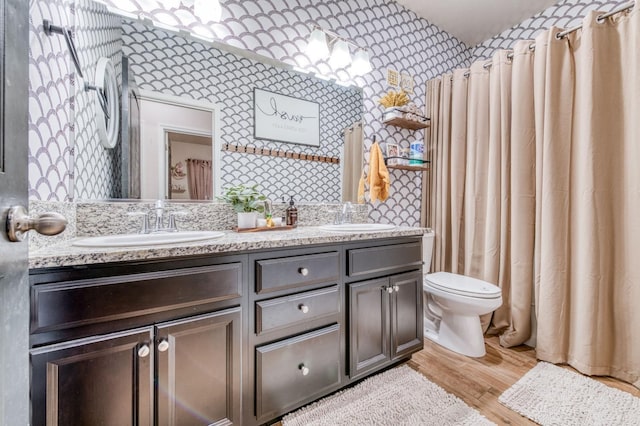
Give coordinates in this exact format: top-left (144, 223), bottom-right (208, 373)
top-left (29, 226), bottom-right (427, 269)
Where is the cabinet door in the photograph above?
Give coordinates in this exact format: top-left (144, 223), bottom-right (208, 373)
top-left (348, 278), bottom-right (390, 379)
top-left (390, 271), bottom-right (424, 360)
top-left (30, 328), bottom-right (153, 426)
top-left (156, 307), bottom-right (241, 426)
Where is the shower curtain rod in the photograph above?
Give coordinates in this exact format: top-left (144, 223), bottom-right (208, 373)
top-left (460, 1), bottom-right (635, 77)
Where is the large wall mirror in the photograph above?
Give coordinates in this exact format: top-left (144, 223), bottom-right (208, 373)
top-left (74, 0), bottom-right (364, 203)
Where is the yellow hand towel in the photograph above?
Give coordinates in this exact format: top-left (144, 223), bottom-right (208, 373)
top-left (357, 169), bottom-right (366, 204)
top-left (368, 142), bottom-right (390, 202)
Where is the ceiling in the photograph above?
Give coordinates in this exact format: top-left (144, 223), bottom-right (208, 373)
top-left (395, 0), bottom-right (560, 46)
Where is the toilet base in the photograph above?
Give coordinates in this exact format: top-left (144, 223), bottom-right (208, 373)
top-left (424, 311), bottom-right (486, 358)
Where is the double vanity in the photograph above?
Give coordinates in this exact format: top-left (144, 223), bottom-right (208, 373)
top-left (29, 222), bottom-right (425, 425)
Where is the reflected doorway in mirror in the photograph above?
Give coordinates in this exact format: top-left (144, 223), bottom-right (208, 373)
top-left (138, 90), bottom-right (220, 200)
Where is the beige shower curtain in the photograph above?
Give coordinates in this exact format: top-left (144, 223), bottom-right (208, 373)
top-left (427, 7), bottom-right (639, 386)
top-left (428, 48), bottom-right (536, 344)
top-left (342, 122), bottom-right (364, 203)
top-left (535, 10), bottom-right (640, 386)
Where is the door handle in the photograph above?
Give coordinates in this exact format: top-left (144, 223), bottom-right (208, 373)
top-left (6, 205), bottom-right (67, 242)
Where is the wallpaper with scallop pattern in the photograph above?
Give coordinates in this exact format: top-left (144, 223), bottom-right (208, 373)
top-left (29, 0), bottom-right (625, 225)
top-left (29, 0), bottom-right (470, 226)
top-left (471, 0), bottom-right (623, 60)
top-left (121, 20), bottom-right (362, 203)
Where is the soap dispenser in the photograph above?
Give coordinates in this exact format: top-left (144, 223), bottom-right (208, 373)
top-left (285, 196), bottom-right (298, 226)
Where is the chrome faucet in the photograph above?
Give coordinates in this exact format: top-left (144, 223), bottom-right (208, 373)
top-left (128, 200), bottom-right (187, 233)
top-left (154, 200), bottom-right (165, 232)
top-left (333, 202), bottom-right (355, 225)
top-left (342, 202), bottom-right (354, 224)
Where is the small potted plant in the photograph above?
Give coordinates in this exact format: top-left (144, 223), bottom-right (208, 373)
top-left (218, 183), bottom-right (267, 229)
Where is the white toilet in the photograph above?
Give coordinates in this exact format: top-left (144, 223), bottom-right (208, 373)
top-left (422, 231), bottom-right (503, 357)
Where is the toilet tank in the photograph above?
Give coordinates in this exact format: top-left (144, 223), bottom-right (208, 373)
top-left (422, 230), bottom-right (435, 274)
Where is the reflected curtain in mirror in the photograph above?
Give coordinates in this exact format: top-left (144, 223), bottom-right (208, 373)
top-left (186, 159), bottom-right (213, 200)
top-left (341, 122), bottom-right (363, 203)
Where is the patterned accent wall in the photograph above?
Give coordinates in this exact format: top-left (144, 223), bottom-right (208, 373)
top-left (28, 0), bottom-right (74, 201)
top-left (74, 0), bottom-right (123, 199)
top-left (29, 0), bottom-right (470, 227)
top-left (29, 0), bottom-right (628, 224)
top-left (471, 0), bottom-right (623, 60)
top-left (122, 20), bottom-right (362, 203)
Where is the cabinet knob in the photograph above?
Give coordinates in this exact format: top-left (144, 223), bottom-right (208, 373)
top-left (299, 364), bottom-right (310, 376)
top-left (157, 339), bottom-right (170, 352)
top-left (393, 285), bottom-right (400, 292)
top-left (298, 304), bottom-right (310, 314)
top-left (299, 267), bottom-right (309, 276)
top-left (137, 344), bottom-right (150, 358)
top-left (386, 286), bottom-right (394, 294)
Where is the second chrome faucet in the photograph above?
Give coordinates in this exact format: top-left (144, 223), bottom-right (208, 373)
top-left (129, 200), bottom-right (188, 234)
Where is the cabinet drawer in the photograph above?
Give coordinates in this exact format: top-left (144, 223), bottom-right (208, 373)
top-left (31, 263), bottom-right (242, 335)
top-left (256, 251), bottom-right (339, 294)
top-left (255, 324), bottom-right (341, 422)
top-left (255, 285), bottom-right (339, 335)
top-left (347, 242), bottom-right (422, 277)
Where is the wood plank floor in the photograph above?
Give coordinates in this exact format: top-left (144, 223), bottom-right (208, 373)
top-left (407, 336), bottom-right (640, 425)
top-left (276, 336), bottom-right (639, 425)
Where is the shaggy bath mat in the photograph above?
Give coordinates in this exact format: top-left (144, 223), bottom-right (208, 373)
top-left (499, 362), bottom-right (640, 425)
top-left (282, 364), bottom-right (494, 426)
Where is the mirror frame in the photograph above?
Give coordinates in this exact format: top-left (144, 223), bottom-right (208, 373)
top-left (137, 89), bottom-right (221, 199)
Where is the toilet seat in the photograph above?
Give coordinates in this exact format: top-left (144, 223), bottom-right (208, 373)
top-left (425, 272), bottom-right (501, 299)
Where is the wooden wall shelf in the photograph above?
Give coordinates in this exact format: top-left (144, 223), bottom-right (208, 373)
top-left (383, 116), bottom-right (430, 130)
top-left (388, 164), bottom-right (429, 172)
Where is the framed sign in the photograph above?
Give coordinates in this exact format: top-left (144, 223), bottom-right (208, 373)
top-left (253, 88), bottom-right (320, 147)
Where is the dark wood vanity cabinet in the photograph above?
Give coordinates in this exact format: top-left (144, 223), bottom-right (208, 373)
top-left (30, 236), bottom-right (424, 425)
top-left (346, 241), bottom-right (424, 380)
top-left (248, 247), bottom-right (344, 424)
top-left (29, 255), bottom-right (244, 426)
top-left (31, 328), bottom-right (154, 426)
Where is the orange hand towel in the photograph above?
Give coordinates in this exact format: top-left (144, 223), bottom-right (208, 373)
top-left (368, 142), bottom-right (390, 202)
top-left (357, 169), bottom-right (366, 204)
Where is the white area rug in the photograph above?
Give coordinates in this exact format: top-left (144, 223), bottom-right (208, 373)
top-left (499, 362), bottom-right (640, 426)
top-left (282, 364), bottom-right (494, 426)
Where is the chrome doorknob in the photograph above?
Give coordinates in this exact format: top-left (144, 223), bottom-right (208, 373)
top-left (299, 364), bottom-right (310, 376)
top-left (157, 339), bottom-right (170, 352)
top-left (6, 205), bottom-right (67, 242)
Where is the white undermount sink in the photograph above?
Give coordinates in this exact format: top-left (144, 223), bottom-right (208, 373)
top-left (72, 230), bottom-right (225, 248)
top-left (318, 223), bottom-right (396, 233)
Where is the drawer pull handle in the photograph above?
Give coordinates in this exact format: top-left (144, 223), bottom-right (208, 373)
top-left (298, 304), bottom-right (310, 314)
top-left (393, 285), bottom-right (400, 292)
top-left (299, 364), bottom-right (310, 376)
top-left (137, 344), bottom-right (150, 358)
top-left (299, 267), bottom-right (309, 276)
top-left (157, 339), bottom-right (170, 352)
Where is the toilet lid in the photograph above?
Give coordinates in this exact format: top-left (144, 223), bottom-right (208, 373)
top-left (425, 272), bottom-right (502, 299)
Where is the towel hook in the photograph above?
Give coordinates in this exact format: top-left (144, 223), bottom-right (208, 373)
top-left (43, 20), bottom-right (84, 79)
